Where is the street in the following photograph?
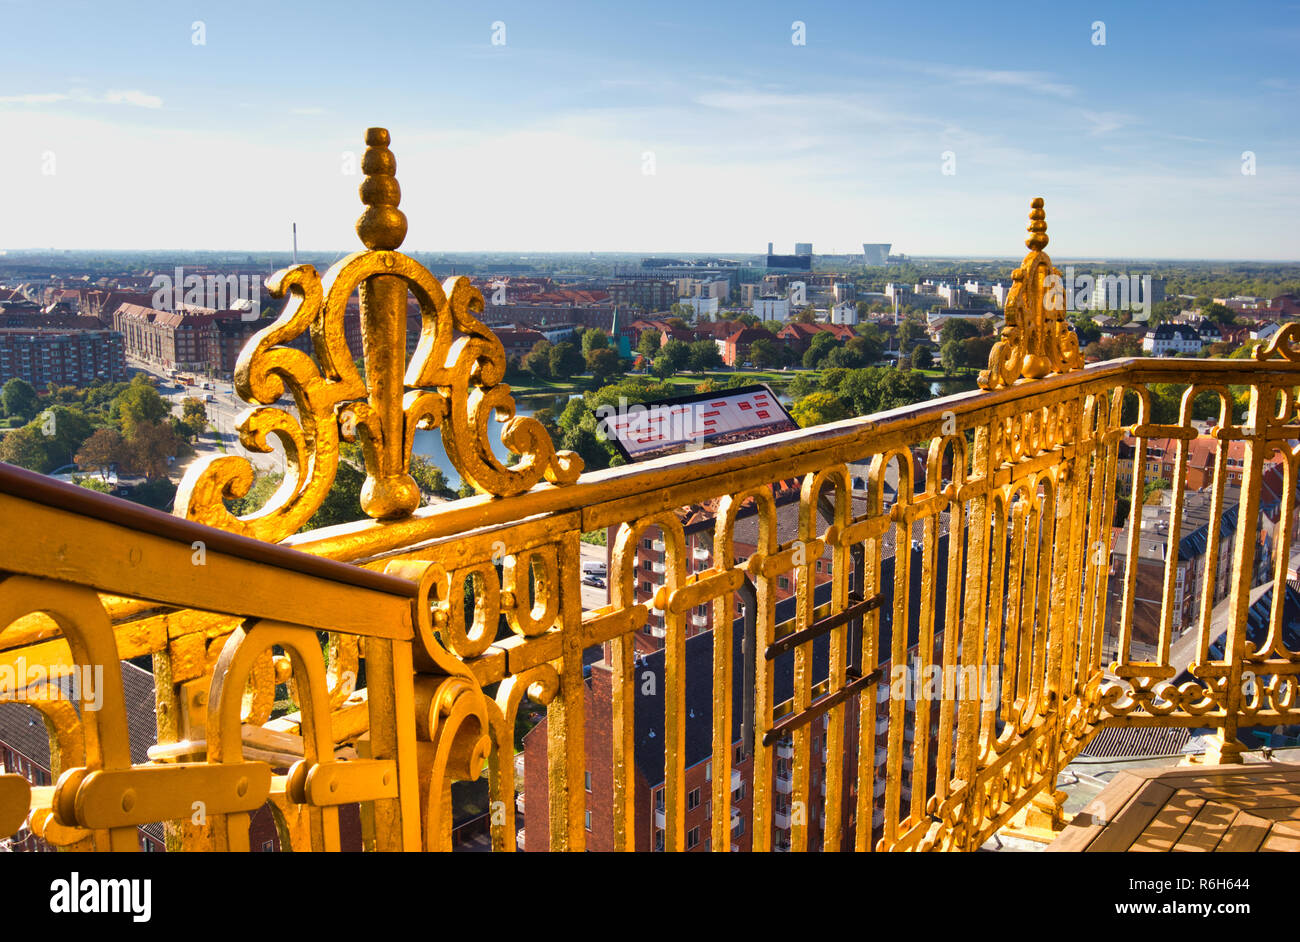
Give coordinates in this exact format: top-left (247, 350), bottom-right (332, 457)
top-left (130, 356), bottom-right (290, 477)
top-left (580, 539), bottom-right (611, 612)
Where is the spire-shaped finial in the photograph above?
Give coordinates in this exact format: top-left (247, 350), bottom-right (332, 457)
top-left (1025, 197), bottom-right (1048, 252)
top-left (356, 127), bottom-right (408, 250)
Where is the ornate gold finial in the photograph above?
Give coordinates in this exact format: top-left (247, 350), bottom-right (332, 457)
top-left (173, 127), bottom-right (583, 542)
top-left (356, 127), bottom-right (408, 251)
top-left (1026, 197), bottom-right (1048, 252)
top-left (978, 197), bottom-right (1084, 390)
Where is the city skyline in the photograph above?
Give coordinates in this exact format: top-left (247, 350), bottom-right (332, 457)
top-left (0, 0), bottom-right (1297, 259)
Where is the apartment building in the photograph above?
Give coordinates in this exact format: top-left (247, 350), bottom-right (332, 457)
top-left (0, 328), bottom-right (126, 386)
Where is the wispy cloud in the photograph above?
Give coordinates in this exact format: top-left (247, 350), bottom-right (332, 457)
top-left (909, 64), bottom-right (1076, 98)
top-left (0, 88), bottom-right (162, 109)
top-left (0, 92), bottom-right (69, 104)
top-left (1078, 110), bottom-right (1134, 136)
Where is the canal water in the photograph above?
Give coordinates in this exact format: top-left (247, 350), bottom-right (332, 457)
top-left (413, 393), bottom-right (573, 489)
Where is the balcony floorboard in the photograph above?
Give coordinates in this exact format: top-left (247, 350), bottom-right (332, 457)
top-left (1049, 762), bottom-right (1300, 852)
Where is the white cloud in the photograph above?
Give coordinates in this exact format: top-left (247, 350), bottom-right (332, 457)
top-left (102, 89), bottom-right (163, 109)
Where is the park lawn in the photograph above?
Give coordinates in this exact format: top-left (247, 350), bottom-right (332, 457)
top-left (509, 367), bottom-right (812, 397)
top-left (504, 377), bottom-right (589, 396)
top-left (661, 369), bottom-right (806, 389)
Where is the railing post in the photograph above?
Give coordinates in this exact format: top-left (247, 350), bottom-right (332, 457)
top-left (1207, 384), bottom-right (1270, 764)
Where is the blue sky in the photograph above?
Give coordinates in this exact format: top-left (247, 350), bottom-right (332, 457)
top-left (0, 0), bottom-right (1297, 258)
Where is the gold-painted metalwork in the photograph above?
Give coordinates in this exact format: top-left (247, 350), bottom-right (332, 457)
top-left (980, 198), bottom-right (1084, 390)
top-left (3, 148), bottom-right (1299, 854)
top-left (175, 128), bottom-right (581, 542)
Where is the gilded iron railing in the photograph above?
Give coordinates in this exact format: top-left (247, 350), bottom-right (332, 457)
top-left (2, 130), bottom-right (1299, 852)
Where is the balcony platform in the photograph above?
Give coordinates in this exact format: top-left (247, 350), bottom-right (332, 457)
top-left (1048, 760), bottom-right (1300, 852)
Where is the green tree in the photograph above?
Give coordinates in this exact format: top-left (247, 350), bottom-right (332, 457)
top-left (1070, 316), bottom-right (1102, 346)
top-left (1, 378), bottom-right (39, 422)
top-left (522, 340), bottom-right (553, 381)
top-left (660, 339), bottom-right (692, 373)
top-left (940, 338), bottom-right (965, 374)
top-left (127, 420), bottom-right (190, 480)
top-left (897, 316), bottom-right (927, 355)
top-left (75, 428), bottom-right (129, 479)
top-left (832, 367), bottom-right (931, 415)
top-left (2, 406), bottom-right (96, 472)
top-left (1150, 299), bottom-right (1182, 325)
top-left (939, 318), bottom-right (981, 346)
top-left (802, 331), bottom-right (839, 369)
top-left (549, 341), bottom-right (585, 378)
top-left (790, 391), bottom-right (852, 427)
top-left (181, 396), bottom-right (207, 427)
top-left (687, 340), bottom-right (722, 372)
top-left (409, 454), bottom-right (457, 501)
top-left (117, 381), bottom-right (169, 436)
top-left (963, 335), bottom-right (995, 372)
top-left (581, 328), bottom-right (610, 356)
top-left (586, 347), bottom-right (622, 385)
top-left (913, 345), bottom-right (934, 370)
top-left (1143, 477), bottom-right (1171, 503)
top-left (1203, 302), bottom-right (1236, 325)
top-left (636, 330), bottom-right (662, 360)
top-left (748, 338), bottom-right (780, 369)
top-left (0, 426), bottom-right (50, 471)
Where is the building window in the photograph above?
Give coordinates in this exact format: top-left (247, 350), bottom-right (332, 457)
top-left (778, 576), bottom-right (790, 589)
top-left (736, 781), bottom-right (745, 801)
top-left (734, 818), bottom-right (745, 836)
top-left (654, 829), bottom-right (664, 851)
top-left (734, 743), bottom-right (745, 764)
top-left (687, 787), bottom-right (701, 810)
top-left (585, 771), bottom-right (591, 792)
top-left (585, 810), bottom-right (592, 831)
top-left (642, 539), bottom-right (653, 550)
top-left (687, 826), bottom-right (700, 849)
top-left (261, 840), bottom-right (275, 852)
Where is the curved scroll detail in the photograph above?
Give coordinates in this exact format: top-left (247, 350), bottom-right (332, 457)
top-left (174, 264), bottom-right (361, 541)
top-left (175, 126), bottom-right (582, 542)
top-left (980, 198), bottom-right (1084, 391)
top-left (1254, 322), bottom-right (1300, 363)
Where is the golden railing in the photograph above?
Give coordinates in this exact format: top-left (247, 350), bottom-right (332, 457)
top-left (2, 129), bottom-right (1299, 852)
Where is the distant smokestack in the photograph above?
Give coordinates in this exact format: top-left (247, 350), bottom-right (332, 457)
top-left (767, 242), bottom-right (773, 255)
top-left (292, 223), bottom-right (298, 265)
